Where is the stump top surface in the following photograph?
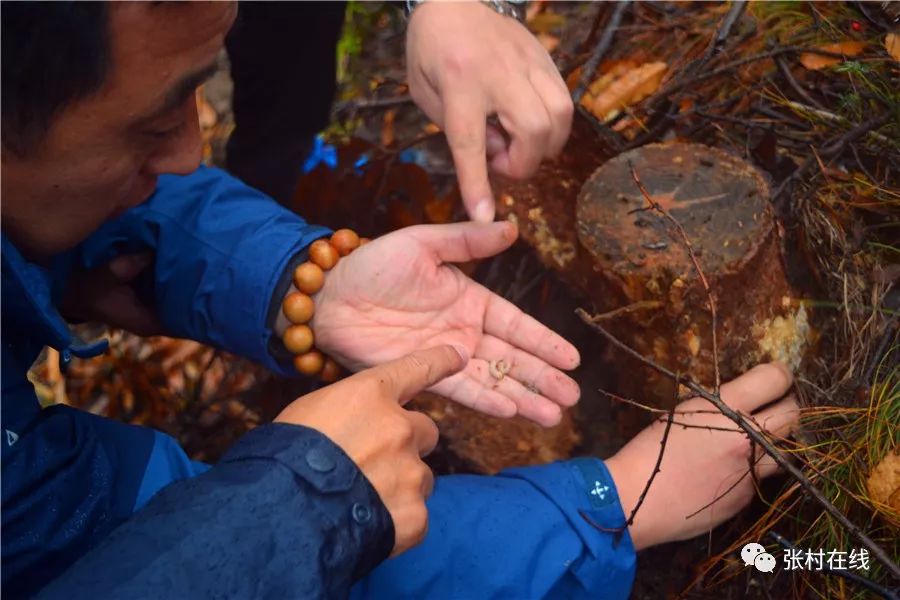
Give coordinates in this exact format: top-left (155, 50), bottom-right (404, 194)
top-left (576, 143), bottom-right (772, 276)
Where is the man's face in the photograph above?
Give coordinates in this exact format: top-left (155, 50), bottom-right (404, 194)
top-left (1, 2), bottom-right (237, 261)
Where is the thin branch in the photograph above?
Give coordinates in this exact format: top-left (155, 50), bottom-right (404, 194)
top-left (589, 300), bottom-right (663, 321)
top-left (685, 461), bottom-right (753, 520)
top-left (582, 407), bottom-right (676, 537)
top-left (574, 308), bottom-right (900, 581)
top-left (572, 1), bottom-right (631, 104)
top-left (629, 164), bottom-right (721, 392)
top-left (701, 1), bottom-right (747, 61)
top-left (333, 94), bottom-right (414, 115)
top-left (625, 408), bottom-right (675, 528)
top-left (659, 417), bottom-right (744, 434)
top-left (775, 56), bottom-right (826, 110)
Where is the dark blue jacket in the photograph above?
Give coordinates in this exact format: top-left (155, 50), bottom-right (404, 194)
top-left (1, 166), bottom-right (636, 598)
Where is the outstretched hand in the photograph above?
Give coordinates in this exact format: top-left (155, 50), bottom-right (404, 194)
top-left (606, 363), bottom-right (800, 551)
top-left (309, 221), bottom-right (581, 427)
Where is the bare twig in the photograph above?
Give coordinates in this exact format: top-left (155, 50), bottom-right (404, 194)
top-left (589, 300), bottom-right (663, 321)
top-left (684, 459), bottom-right (755, 520)
top-left (572, 1), bottom-right (631, 104)
top-left (629, 164), bottom-right (721, 392)
top-left (333, 94), bottom-right (413, 115)
top-left (660, 418), bottom-right (744, 434)
top-left (776, 56), bottom-right (826, 110)
top-left (784, 100), bottom-right (893, 146)
top-left (574, 307), bottom-right (900, 581)
top-left (701, 1), bottom-right (747, 61)
top-left (582, 407), bottom-right (676, 537)
top-left (625, 408), bottom-right (676, 528)
top-left (603, 390), bottom-right (692, 413)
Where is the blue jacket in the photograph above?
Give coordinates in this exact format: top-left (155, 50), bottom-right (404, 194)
top-left (1, 166), bottom-right (636, 599)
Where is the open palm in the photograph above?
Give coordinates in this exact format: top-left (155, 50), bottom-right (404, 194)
top-left (311, 222), bottom-right (580, 426)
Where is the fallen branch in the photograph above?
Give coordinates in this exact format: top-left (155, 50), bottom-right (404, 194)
top-left (700, 1), bottom-right (747, 62)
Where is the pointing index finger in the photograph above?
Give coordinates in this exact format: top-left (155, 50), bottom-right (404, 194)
top-left (442, 90), bottom-right (494, 222)
top-left (376, 345), bottom-right (470, 405)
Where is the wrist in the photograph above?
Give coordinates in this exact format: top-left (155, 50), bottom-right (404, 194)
top-left (604, 454), bottom-right (659, 551)
top-left (406, 0), bottom-right (527, 23)
top-left (272, 230), bottom-right (369, 380)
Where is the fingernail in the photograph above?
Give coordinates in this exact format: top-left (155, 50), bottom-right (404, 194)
top-left (450, 344), bottom-right (470, 364)
top-left (472, 199), bottom-right (495, 223)
top-left (486, 128), bottom-right (506, 156)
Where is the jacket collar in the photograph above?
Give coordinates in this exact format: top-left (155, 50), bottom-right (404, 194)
top-left (1, 235), bottom-right (107, 364)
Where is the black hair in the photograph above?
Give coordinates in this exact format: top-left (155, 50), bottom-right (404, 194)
top-left (1, 2), bottom-right (110, 155)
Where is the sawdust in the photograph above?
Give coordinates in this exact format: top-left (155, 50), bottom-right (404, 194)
top-left (527, 207), bottom-right (576, 268)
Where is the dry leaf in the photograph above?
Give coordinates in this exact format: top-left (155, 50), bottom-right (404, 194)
top-left (886, 33), bottom-right (900, 62)
top-left (583, 62), bottom-right (667, 122)
top-left (536, 33), bottom-right (560, 53)
top-left (799, 41), bottom-right (866, 70)
top-left (381, 109), bottom-right (395, 147)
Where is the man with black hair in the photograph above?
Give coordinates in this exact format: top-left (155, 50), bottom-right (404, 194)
top-left (1, 2), bottom-right (799, 598)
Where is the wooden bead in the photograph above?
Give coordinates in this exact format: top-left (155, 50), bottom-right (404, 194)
top-left (320, 357), bottom-right (341, 382)
top-left (359, 237), bottom-right (372, 246)
top-left (309, 239), bottom-right (339, 270)
top-left (331, 229), bottom-right (360, 256)
top-left (283, 324), bottom-right (314, 354)
top-left (293, 262), bottom-right (324, 295)
top-left (294, 350), bottom-right (325, 375)
top-left (283, 292), bottom-right (314, 324)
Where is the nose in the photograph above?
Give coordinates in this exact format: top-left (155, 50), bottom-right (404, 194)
top-left (142, 97), bottom-right (203, 176)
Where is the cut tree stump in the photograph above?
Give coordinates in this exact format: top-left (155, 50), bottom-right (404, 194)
top-left (496, 137), bottom-right (810, 415)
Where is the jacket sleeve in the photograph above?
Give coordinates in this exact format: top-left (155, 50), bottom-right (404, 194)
top-left (77, 166), bottom-right (332, 376)
top-left (38, 423), bottom-right (394, 600)
top-left (352, 458), bottom-right (637, 600)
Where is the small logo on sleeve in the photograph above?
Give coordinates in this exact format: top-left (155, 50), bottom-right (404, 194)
top-left (6, 430), bottom-right (19, 446)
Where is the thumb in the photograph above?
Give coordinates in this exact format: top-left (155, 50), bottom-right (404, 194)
top-left (443, 92), bottom-right (495, 222)
top-left (107, 252), bottom-right (155, 281)
top-left (376, 345), bottom-right (469, 405)
top-left (411, 221), bottom-right (518, 265)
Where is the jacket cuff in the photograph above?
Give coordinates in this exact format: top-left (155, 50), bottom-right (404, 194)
top-left (222, 423), bottom-right (394, 579)
top-left (223, 224), bottom-right (331, 377)
top-left (502, 458), bottom-right (637, 598)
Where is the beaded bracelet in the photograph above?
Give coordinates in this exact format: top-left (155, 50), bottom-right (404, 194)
top-left (282, 228), bottom-right (370, 382)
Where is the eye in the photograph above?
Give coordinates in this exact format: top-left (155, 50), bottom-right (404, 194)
top-left (145, 121), bottom-right (184, 140)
